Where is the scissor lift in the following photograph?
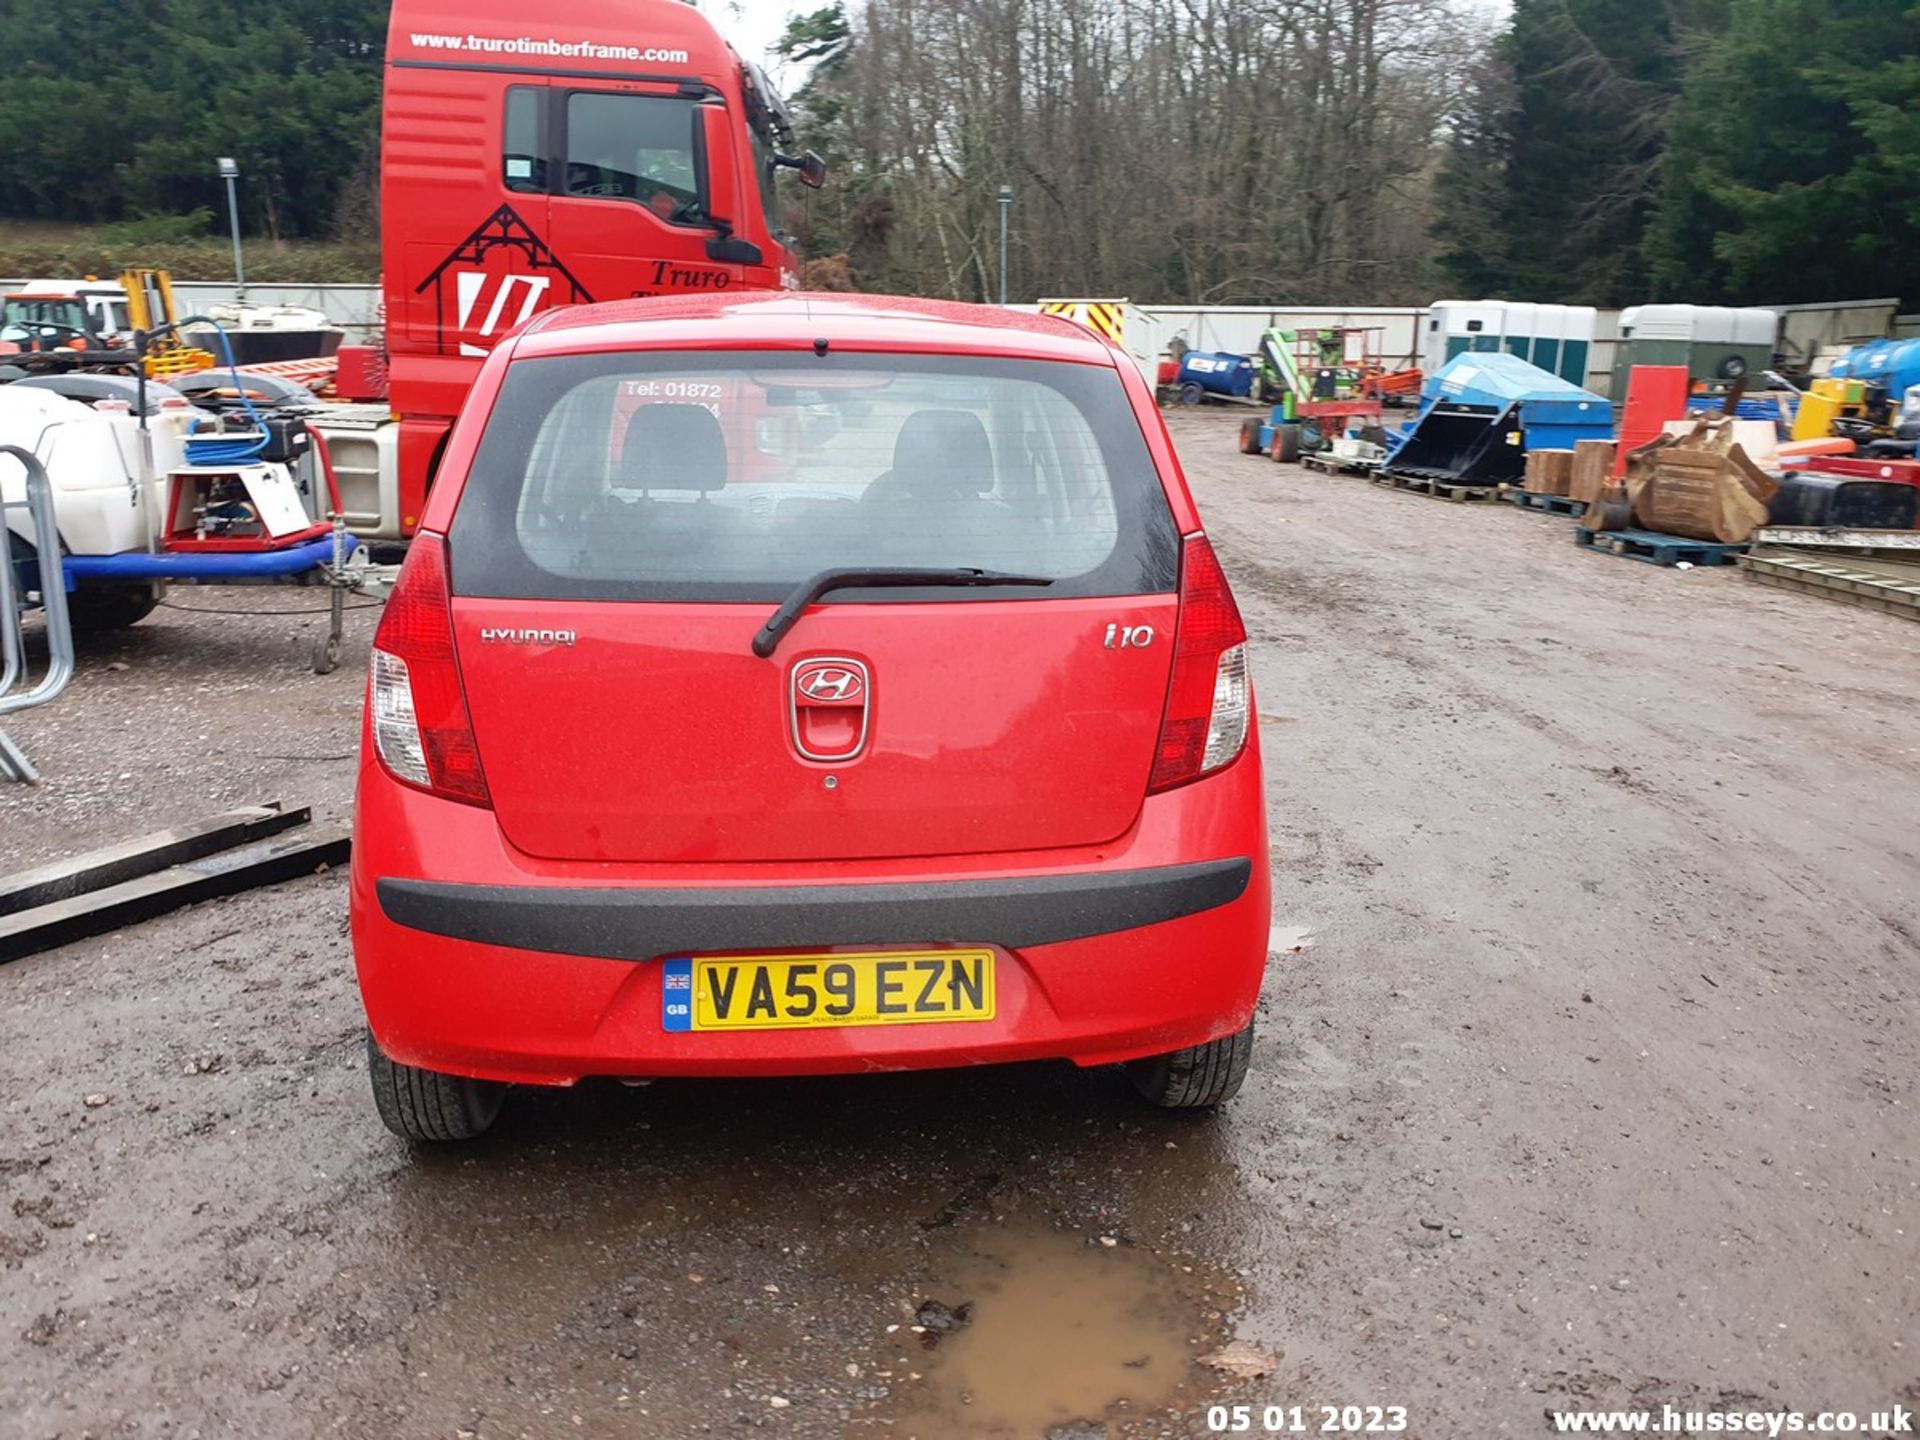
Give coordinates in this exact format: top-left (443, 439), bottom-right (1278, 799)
top-left (1244, 327), bottom-right (1389, 462)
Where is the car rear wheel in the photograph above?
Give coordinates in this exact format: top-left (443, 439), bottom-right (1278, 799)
top-left (366, 1031), bottom-right (506, 1142)
top-left (1129, 1019), bottom-right (1254, 1109)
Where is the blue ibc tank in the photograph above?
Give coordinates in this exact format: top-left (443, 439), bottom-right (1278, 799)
top-left (1175, 351), bottom-right (1255, 398)
top-left (1830, 338), bottom-right (1920, 400)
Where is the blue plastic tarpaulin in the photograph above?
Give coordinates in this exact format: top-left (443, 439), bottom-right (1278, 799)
top-left (1383, 352), bottom-right (1613, 485)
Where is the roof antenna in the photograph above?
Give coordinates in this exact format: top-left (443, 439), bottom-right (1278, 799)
top-left (812, 337), bottom-right (829, 356)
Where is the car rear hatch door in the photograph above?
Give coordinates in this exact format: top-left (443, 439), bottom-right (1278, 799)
top-left (446, 347), bottom-right (1182, 864)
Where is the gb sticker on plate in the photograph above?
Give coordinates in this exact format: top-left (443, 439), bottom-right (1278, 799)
top-left (661, 957), bottom-right (694, 1032)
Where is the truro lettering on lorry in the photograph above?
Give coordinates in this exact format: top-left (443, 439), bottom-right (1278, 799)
top-left (380, 0), bottom-right (822, 533)
top-left (641, 260), bottom-right (734, 294)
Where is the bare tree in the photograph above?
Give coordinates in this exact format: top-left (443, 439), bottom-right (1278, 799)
top-left (788, 0), bottom-right (1489, 304)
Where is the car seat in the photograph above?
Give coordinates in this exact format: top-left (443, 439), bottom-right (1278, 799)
top-left (862, 408), bottom-right (997, 505)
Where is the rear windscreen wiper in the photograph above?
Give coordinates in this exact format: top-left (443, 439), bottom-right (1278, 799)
top-left (752, 567), bottom-right (1054, 657)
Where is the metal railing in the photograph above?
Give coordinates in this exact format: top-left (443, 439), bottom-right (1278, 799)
top-left (0, 445), bottom-right (75, 785)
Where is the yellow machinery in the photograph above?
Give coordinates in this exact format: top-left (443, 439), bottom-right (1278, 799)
top-left (118, 269), bottom-right (215, 378)
top-left (1790, 377), bottom-right (1860, 441)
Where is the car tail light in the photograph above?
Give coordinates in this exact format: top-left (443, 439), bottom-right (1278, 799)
top-left (369, 532), bottom-right (491, 807)
top-left (1148, 534), bottom-right (1251, 793)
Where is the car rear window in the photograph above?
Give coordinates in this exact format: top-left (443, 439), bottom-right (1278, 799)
top-left (447, 351), bottom-right (1179, 602)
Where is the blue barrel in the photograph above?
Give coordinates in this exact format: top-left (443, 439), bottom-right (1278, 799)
top-left (1175, 351), bottom-right (1255, 399)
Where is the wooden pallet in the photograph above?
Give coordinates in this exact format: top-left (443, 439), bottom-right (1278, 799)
top-left (1574, 527), bottom-right (1750, 568)
top-left (1302, 452), bottom-right (1381, 476)
top-left (1371, 471), bottom-right (1497, 503)
top-left (1738, 550), bottom-right (1920, 621)
top-left (1498, 485), bottom-right (1588, 519)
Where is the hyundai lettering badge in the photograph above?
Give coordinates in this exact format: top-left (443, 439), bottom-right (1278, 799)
top-left (478, 626), bottom-right (577, 647)
top-left (789, 657), bottom-right (872, 762)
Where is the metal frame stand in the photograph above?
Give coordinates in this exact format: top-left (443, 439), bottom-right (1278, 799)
top-left (311, 513), bottom-right (355, 676)
top-left (0, 445), bottom-right (76, 785)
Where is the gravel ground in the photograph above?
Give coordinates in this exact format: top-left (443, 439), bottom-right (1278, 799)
top-left (0, 585), bottom-right (378, 869)
top-left (2, 408), bottom-right (1916, 1438)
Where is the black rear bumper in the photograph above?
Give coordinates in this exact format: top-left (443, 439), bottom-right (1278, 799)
top-left (376, 858), bottom-right (1252, 962)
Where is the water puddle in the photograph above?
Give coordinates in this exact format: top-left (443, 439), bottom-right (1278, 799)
top-left (1269, 923), bottom-right (1317, 955)
top-left (881, 1222), bottom-right (1232, 1439)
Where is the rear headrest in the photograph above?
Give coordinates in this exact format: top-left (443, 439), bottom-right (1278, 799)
top-left (620, 403), bottom-right (727, 492)
top-left (891, 409), bottom-right (994, 496)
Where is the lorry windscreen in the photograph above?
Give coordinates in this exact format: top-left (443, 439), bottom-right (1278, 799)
top-left (564, 93), bottom-right (702, 221)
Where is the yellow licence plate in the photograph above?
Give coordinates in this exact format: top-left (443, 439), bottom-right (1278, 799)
top-left (661, 950), bottom-right (995, 1032)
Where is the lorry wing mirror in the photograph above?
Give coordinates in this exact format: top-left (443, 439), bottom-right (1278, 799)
top-left (775, 150), bottom-right (827, 189)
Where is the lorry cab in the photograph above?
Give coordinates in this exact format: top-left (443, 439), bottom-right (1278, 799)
top-left (380, 0), bottom-right (820, 534)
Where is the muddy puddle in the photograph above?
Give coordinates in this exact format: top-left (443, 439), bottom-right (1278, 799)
top-left (875, 1221), bottom-right (1239, 1439)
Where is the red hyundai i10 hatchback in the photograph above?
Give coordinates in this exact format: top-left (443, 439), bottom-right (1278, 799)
top-left (350, 293), bottom-right (1271, 1142)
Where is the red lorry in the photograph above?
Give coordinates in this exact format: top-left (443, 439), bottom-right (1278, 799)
top-left (376, 0), bottom-right (820, 533)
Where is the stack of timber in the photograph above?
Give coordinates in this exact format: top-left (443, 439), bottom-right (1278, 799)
top-left (1523, 449), bottom-right (1574, 496)
top-left (1501, 447), bottom-right (1588, 515)
top-left (1569, 440), bottom-right (1615, 511)
top-left (0, 804), bottom-right (347, 962)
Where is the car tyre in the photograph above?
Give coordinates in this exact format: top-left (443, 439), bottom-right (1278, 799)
top-left (1238, 419), bottom-right (1264, 455)
top-left (66, 584), bottom-right (158, 633)
top-left (1130, 1019), bottom-right (1254, 1109)
top-left (366, 1031), bottom-right (506, 1142)
top-left (1269, 423), bottom-right (1302, 463)
top-left (1178, 381), bottom-right (1204, 406)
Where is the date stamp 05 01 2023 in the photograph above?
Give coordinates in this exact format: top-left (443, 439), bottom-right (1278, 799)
top-left (1205, 1404), bottom-right (1411, 1434)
